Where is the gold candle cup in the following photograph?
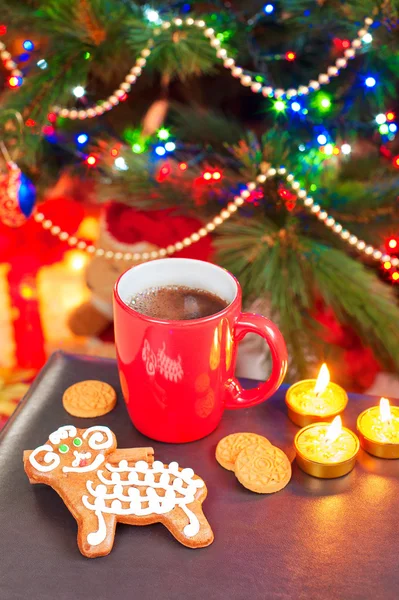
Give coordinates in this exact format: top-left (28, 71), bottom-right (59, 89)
top-left (294, 420), bottom-right (360, 479)
top-left (357, 402), bottom-right (399, 459)
top-left (286, 380), bottom-right (348, 427)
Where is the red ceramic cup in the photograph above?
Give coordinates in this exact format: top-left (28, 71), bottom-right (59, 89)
top-left (114, 258), bottom-right (287, 443)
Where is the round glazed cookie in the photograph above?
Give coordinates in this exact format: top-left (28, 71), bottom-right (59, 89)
top-left (62, 380), bottom-right (117, 418)
top-left (215, 432), bottom-right (272, 471)
top-left (234, 443), bottom-right (291, 494)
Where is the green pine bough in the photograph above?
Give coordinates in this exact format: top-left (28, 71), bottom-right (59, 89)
top-left (1, 0), bottom-right (399, 378)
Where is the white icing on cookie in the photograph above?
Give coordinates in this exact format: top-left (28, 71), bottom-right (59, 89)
top-left (71, 451), bottom-right (92, 467)
top-left (63, 453), bottom-right (105, 473)
top-left (49, 425), bottom-right (77, 445)
top-left (82, 460), bottom-right (204, 546)
top-left (83, 426), bottom-right (113, 450)
top-left (29, 445), bottom-right (61, 472)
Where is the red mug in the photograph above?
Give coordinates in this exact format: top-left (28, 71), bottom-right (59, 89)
top-left (114, 258), bottom-right (287, 443)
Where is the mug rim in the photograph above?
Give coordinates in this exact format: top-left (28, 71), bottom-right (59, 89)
top-left (114, 258), bottom-right (241, 326)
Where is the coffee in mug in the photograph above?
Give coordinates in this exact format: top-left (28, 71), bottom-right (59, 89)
top-left (128, 285), bottom-right (228, 320)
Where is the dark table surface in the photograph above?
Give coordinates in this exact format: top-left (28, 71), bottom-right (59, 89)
top-left (0, 352), bottom-right (398, 600)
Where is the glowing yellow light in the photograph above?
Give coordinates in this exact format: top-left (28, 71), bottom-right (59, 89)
top-left (20, 283), bottom-right (35, 300)
top-left (65, 250), bottom-right (89, 272)
top-left (314, 363), bottom-right (330, 396)
top-left (77, 216), bottom-right (99, 240)
top-left (325, 416), bottom-right (342, 443)
top-left (380, 397), bottom-right (392, 423)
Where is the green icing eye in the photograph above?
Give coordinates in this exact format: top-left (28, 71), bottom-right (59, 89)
top-left (73, 437), bottom-right (82, 447)
top-left (59, 444), bottom-right (69, 454)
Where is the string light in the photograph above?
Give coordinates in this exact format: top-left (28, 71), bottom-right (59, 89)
top-left (263, 4), bottom-right (274, 13)
top-left (50, 16), bottom-right (374, 119)
top-left (114, 157), bottom-right (129, 170)
top-left (389, 123), bottom-right (397, 133)
top-left (76, 133), bottom-right (89, 145)
top-left (387, 112), bottom-right (395, 121)
top-left (394, 156), bottom-right (399, 168)
top-left (213, 171), bottom-right (222, 180)
top-left (157, 128), bottom-right (170, 140)
top-left (387, 238), bottom-right (398, 250)
top-left (379, 124), bottom-right (389, 135)
top-left (203, 172), bottom-right (212, 180)
top-left (365, 76), bottom-right (376, 88)
top-left (35, 163), bottom-right (399, 272)
top-left (392, 272), bottom-right (399, 281)
top-left (375, 114), bottom-right (386, 125)
top-left (0, 24), bottom-right (7, 35)
top-left (8, 76), bottom-right (22, 88)
top-left (23, 40), bottom-right (34, 51)
top-left (155, 146), bottom-right (166, 156)
top-left (323, 144), bottom-right (334, 155)
top-left (384, 261), bottom-right (392, 270)
top-left (86, 155), bottom-right (97, 166)
top-left (274, 100), bottom-right (286, 112)
top-left (37, 59), bottom-right (47, 69)
top-left (362, 33), bottom-right (372, 44)
top-left (317, 134), bottom-right (327, 145)
top-left (285, 51), bottom-right (296, 61)
top-left (132, 143), bottom-right (144, 154)
top-left (165, 141), bottom-right (176, 152)
top-left (179, 162), bottom-right (188, 171)
top-left (110, 148), bottom-right (119, 157)
top-left (72, 86), bottom-right (85, 98)
top-left (341, 143), bottom-right (351, 155)
top-left (144, 8), bottom-right (161, 23)
top-left (291, 102), bottom-right (301, 112)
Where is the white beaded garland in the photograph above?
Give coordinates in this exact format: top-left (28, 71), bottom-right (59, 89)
top-left (0, 40), bottom-right (23, 85)
top-left (50, 15), bottom-right (373, 119)
top-left (36, 154), bottom-right (395, 272)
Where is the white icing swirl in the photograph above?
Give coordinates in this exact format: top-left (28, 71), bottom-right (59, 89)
top-left (49, 425), bottom-right (77, 445)
top-left (83, 426), bottom-right (113, 450)
top-left (82, 460), bottom-right (205, 546)
top-left (29, 445), bottom-right (61, 473)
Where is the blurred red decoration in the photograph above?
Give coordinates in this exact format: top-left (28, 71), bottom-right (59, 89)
top-left (0, 24), bottom-right (7, 36)
top-left (25, 118), bottom-right (36, 128)
top-left (47, 112), bottom-right (57, 123)
top-left (42, 125), bottom-right (54, 136)
top-left (86, 155), bottom-right (97, 166)
top-left (333, 38), bottom-right (350, 50)
top-left (110, 148), bottom-right (118, 157)
top-left (157, 163), bottom-right (171, 182)
top-left (285, 51), bottom-right (296, 61)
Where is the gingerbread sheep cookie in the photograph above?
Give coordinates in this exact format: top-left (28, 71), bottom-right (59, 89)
top-left (23, 425), bottom-right (214, 557)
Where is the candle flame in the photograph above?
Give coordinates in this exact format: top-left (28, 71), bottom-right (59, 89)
top-left (380, 397), bottom-right (392, 423)
top-left (314, 363), bottom-right (330, 396)
top-left (325, 416), bottom-right (342, 443)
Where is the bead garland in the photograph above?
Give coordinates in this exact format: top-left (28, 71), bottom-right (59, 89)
top-left (50, 15), bottom-right (373, 119)
top-left (51, 39), bottom-right (155, 120)
top-left (0, 39), bottom-right (23, 84)
top-left (34, 161), bottom-right (397, 269)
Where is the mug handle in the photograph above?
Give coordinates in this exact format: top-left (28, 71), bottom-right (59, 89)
top-left (225, 313), bottom-right (288, 409)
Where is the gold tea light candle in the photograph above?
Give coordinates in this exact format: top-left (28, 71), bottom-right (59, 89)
top-left (357, 397), bottom-right (399, 459)
top-left (294, 416), bottom-right (360, 479)
top-left (285, 364), bottom-right (348, 427)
